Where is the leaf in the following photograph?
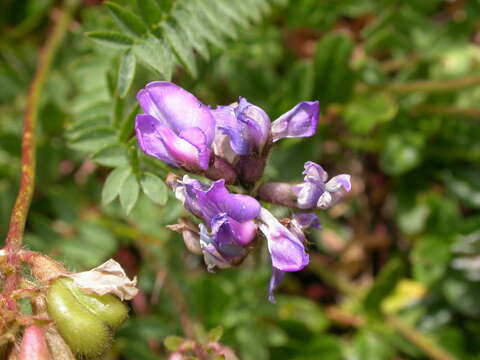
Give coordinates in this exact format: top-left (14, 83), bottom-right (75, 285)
top-left (314, 32), bottom-right (354, 105)
top-left (174, 8), bottom-right (210, 60)
top-left (364, 258), bottom-right (405, 315)
top-left (276, 296), bottom-right (329, 333)
top-left (412, 235), bottom-right (451, 286)
top-left (140, 172), bottom-right (168, 205)
top-left (207, 326), bottom-right (224, 342)
top-left (164, 336), bottom-right (185, 351)
top-left (136, 0), bottom-right (163, 26)
top-left (86, 31), bottom-right (134, 49)
top-left (119, 104), bottom-right (140, 142)
top-left (69, 127), bottom-right (117, 153)
top-left (443, 169), bottom-right (480, 209)
top-left (92, 144), bottom-right (128, 167)
top-left (133, 35), bottom-right (172, 80)
top-left (117, 49), bottom-right (136, 98)
top-left (120, 173), bottom-right (140, 214)
top-left (380, 132), bottom-right (425, 175)
top-left (106, 2), bottom-right (148, 37)
top-left (194, 0), bottom-right (237, 40)
top-left (349, 330), bottom-right (396, 360)
top-left (102, 166), bottom-right (131, 205)
top-left (443, 270), bottom-right (480, 318)
top-left (343, 93), bottom-right (398, 134)
top-left (162, 23), bottom-right (197, 77)
top-left (184, 1), bottom-right (224, 48)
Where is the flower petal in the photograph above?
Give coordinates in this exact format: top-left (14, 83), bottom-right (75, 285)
top-left (303, 161), bottom-right (328, 184)
top-left (194, 179), bottom-right (261, 223)
top-left (235, 98), bottom-right (271, 152)
top-left (268, 268), bottom-right (285, 303)
top-left (135, 114), bottom-right (177, 166)
top-left (213, 104), bottom-right (251, 156)
top-left (271, 101), bottom-right (319, 142)
top-left (296, 182), bottom-right (322, 209)
top-left (156, 125), bottom-right (211, 171)
top-left (292, 213), bottom-right (321, 230)
top-left (259, 208), bottom-right (309, 272)
top-left (137, 82), bottom-right (215, 144)
top-left (325, 174), bottom-right (351, 192)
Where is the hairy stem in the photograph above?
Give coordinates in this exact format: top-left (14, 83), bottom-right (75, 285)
top-left (2, 1), bottom-right (77, 310)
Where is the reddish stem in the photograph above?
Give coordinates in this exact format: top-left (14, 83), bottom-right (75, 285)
top-left (1, 3), bottom-right (76, 311)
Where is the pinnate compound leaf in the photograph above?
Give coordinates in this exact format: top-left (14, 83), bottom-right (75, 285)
top-left (102, 166), bottom-right (131, 206)
top-left (120, 173), bottom-right (140, 214)
top-left (106, 2), bottom-right (148, 37)
top-left (136, 0), bottom-right (163, 26)
top-left (86, 31), bottom-right (134, 49)
top-left (92, 144), bottom-right (129, 168)
top-left (140, 172), bottom-right (168, 205)
top-left (117, 49), bottom-right (136, 98)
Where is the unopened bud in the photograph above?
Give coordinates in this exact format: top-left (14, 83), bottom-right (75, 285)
top-left (167, 218), bottom-right (202, 255)
top-left (19, 326), bottom-right (50, 360)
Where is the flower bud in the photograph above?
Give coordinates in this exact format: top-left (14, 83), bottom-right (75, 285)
top-left (19, 326), bottom-right (49, 360)
top-left (46, 277), bottom-right (128, 358)
top-left (61, 278), bottom-right (128, 329)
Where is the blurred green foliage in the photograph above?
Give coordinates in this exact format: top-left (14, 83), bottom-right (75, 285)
top-left (1, 0), bottom-right (480, 359)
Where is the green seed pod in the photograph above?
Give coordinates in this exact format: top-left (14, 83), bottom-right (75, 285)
top-left (47, 278), bottom-right (112, 358)
top-left (62, 278), bottom-right (128, 329)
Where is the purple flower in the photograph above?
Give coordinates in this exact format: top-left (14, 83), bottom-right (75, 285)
top-left (135, 82), bottom-right (216, 172)
top-left (213, 98), bottom-right (271, 156)
top-left (212, 99), bottom-right (320, 158)
top-left (173, 176), bottom-right (261, 270)
top-left (258, 208), bottom-right (319, 302)
top-left (295, 161), bottom-right (351, 209)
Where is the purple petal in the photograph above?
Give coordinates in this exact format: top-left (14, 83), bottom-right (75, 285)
top-left (211, 214), bottom-right (255, 251)
top-left (199, 223), bottom-right (232, 271)
top-left (135, 114), bottom-right (177, 166)
top-left (195, 179), bottom-right (261, 223)
top-left (296, 182), bottom-right (322, 209)
top-left (235, 98), bottom-right (271, 152)
top-left (179, 176), bottom-right (206, 218)
top-left (292, 213), bottom-right (321, 230)
top-left (289, 213), bottom-right (321, 241)
top-left (303, 161), bottom-right (328, 184)
top-left (212, 131), bottom-right (239, 164)
top-left (325, 174), bottom-right (351, 193)
top-left (199, 216), bottom-right (249, 271)
top-left (259, 208), bottom-right (309, 272)
top-left (317, 191), bottom-right (333, 209)
top-left (137, 82), bottom-right (215, 144)
top-left (156, 125), bottom-right (211, 171)
top-left (271, 101), bottom-right (319, 142)
top-left (213, 98), bottom-right (271, 155)
top-left (213, 104), bottom-right (251, 156)
top-left (268, 268), bottom-right (285, 303)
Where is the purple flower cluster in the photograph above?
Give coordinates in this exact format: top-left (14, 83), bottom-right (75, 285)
top-left (135, 82), bottom-right (351, 301)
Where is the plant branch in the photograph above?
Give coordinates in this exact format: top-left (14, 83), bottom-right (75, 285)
top-left (387, 75), bottom-right (480, 94)
top-left (386, 315), bottom-right (456, 360)
top-left (1, 0), bottom-right (77, 310)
